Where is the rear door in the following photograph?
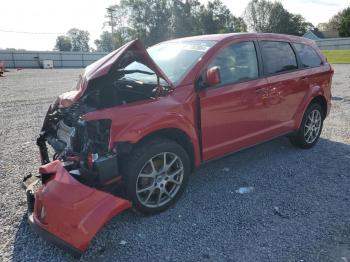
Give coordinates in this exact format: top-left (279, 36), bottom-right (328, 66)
top-left (293, 42), bottom-right (332, 111)
top-left (258, 40), bottom-right (305, 133)
top-left (198, 40), bottom-right (271, 161)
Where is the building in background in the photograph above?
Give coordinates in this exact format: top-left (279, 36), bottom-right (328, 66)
top-left (303, 29), bottom-right (340, 40)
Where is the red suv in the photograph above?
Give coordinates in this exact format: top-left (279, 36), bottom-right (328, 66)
top-left (24, 33), bottom-right (333, 256)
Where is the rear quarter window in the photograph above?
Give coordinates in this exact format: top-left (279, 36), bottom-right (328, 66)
top-left (260, 41), bottom-right (298, 75)
top-left (294, 43), bottom-right (323, 68)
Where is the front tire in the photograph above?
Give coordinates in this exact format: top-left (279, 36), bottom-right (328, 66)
top-left (289, 103), bottom-right (324, 149)
top-left (121, 138), bottom-right (190, 215)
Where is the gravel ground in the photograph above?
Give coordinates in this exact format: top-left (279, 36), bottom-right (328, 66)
top-left (0, 66), bottom-right (349, 262)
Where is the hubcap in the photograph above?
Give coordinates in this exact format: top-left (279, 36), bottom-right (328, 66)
top-left (136, 152), bottom-right (184, 208)
top-left (304, 109), bottom-right (322, 144)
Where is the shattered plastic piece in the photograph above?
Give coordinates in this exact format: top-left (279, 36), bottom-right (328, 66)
top-left (235, 186), bottom-right (254, 194)
top-left (273, 206), bottom-right (290, 219)
top-left (119, 240), bottom-right (127, 245)
top-left (222, 167), bottom-right (230, 172)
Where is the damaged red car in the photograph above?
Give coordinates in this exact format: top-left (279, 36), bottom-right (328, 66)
top-left (23, 33), bottom-right (333, 256)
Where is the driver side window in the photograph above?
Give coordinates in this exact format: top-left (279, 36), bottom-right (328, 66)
top-left (209, 41), bottom-right (259, 86)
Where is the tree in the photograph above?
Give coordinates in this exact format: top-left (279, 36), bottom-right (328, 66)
top-left (317, 7), bottom-right (350, 36)
top-left (244, 0), bottom-right (275, 32)
top-left (94, 31), bottom-right (115, 52)
top-left (195, 0), bottom-right (247, 34)
top-left (244, 0), bottom-right (312, 35)
top-left (96, 0), bottom-right (247, 50)
top-left (288, 14), bottom-right (313, 36)
top-left (119, 0), bottom-right (172, 46)
top-left (232, 17), bottom-right (248, 33)
top-left (170, 0), bottom-right (202, 38)
top-left (54, 36), bottom-right (72, 51)
top-left (67, 28), bottom-right (90, 52)
top-left (321, 10), bottom-right (345, 31)
top-left (339, 7), bottom-right (350, 37)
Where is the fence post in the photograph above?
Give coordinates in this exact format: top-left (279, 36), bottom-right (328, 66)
top-left (12, 52), bottom-right (16, 68)
top-left (37, 52), bottom-right (40, 68)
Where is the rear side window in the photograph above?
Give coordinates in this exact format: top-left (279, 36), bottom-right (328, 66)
top-left (260, 41), bottom-right (298, 75)
top-left (208, 41), bottom-right (259, 85)
top-left (294, 43), bottom-right (323, 68)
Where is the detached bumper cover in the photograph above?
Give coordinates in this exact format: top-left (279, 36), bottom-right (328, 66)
top-left (28, 213), bottom-right (83, 257)
top-left (25, 160), bottom-right (131, 255)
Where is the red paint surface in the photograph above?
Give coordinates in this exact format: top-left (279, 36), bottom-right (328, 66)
top-left (58, 39), bottom-right (173, 108)
top-left (33, 33), bottom-right (333, 252)
top-left (81, 33), bottom-right (333, 163)
top-left (35, 161), bottom-right (131, 251)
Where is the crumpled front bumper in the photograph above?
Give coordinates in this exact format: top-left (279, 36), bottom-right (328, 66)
top-left (23, 160), bottom-right (131, 257)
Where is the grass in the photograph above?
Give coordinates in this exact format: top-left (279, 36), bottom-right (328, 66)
top-left (321, 49), bottom-right (350, 64)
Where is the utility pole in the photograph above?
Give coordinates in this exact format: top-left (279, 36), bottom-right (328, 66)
top-left (106, 7), bottom-right (116, 35)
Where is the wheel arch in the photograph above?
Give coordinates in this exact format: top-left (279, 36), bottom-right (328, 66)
top-left (117, 128), bottom-right (197, 173)
top-left (309, 95), bottom-right (327, 119)
top-left (295, 92), bottom-right (328, 129)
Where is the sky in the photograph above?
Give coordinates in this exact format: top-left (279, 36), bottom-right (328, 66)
top-left (0, 0), bottom-right (349, 51)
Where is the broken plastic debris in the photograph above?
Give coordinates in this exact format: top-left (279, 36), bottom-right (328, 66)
top-left (119, 240), bottom-right (127, 245)
top-left (273, 206), bottom-right (289, 219)
top-left (235, 187), bottom-right (254, 194)
top-left (222, 167), bottom-right (230, 172)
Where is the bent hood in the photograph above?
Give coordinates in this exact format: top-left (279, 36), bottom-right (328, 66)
top-left (58, 39), bottom-right (173, 108)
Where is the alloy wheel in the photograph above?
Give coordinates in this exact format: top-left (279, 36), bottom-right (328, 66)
top-left (136, 152), bottom-right (184, 208)
top-left (304, 109), bottom-right (322, 144)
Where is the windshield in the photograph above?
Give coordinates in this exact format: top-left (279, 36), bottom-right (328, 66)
top-left (123, 40), bottom-right (216, 85)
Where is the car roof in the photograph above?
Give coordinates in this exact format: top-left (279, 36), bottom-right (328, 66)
top-left (166, 32), bottom-right (315, 45)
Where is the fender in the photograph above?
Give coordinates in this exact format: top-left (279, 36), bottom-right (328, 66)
top-left (293, 84), bottom-right (325, 129)
top-left (118, 114), bottom-right (201, 167)
top-left (82, 93), bottom-right (202, 167)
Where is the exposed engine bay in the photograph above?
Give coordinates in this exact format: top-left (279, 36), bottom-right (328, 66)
top-left (38, 67), bottom-right (169, 189)
top-left (23, 39), bottom-right (174, 256)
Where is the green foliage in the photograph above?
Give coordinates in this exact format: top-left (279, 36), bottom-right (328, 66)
top-left (54, 36), bottom-right (72, 51)
top-left (244, 0), bottom-right (312, 36)
top-left (67, 28), bottom-right (90, 52)
top-left (54, 29), bottom-right (90, 52)
top-left (196, 0), bottom-right (246, 34)
top-left (171, 0), bottom-right (201, 37)
top-left (94, 31), bottom-right (115, 52)
top-left (95, 0), bottom-right (247, 50)
top-left (317, 6), bottom-right (350, 36)
top-left (339, 7), bottom-right (350, 37)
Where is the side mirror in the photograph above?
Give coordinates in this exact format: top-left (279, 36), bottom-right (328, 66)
top-left (206, 66), bottom-right (221, 86)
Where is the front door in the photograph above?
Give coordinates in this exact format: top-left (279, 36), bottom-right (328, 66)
top-left (199, 40), bottom-right (271, 161)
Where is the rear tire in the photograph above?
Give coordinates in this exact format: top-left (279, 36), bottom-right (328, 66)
top-left (121, 137), bottom-right (190, 215)
top-left (289, 103), bottom-right (324, 149)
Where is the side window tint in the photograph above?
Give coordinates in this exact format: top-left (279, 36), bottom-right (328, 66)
top-left (208, 41), bottom-right (258, 85)
top-left (260, 41), bottom-right (298, 74)
top-left (294, 43), bottom-right (323, 68)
